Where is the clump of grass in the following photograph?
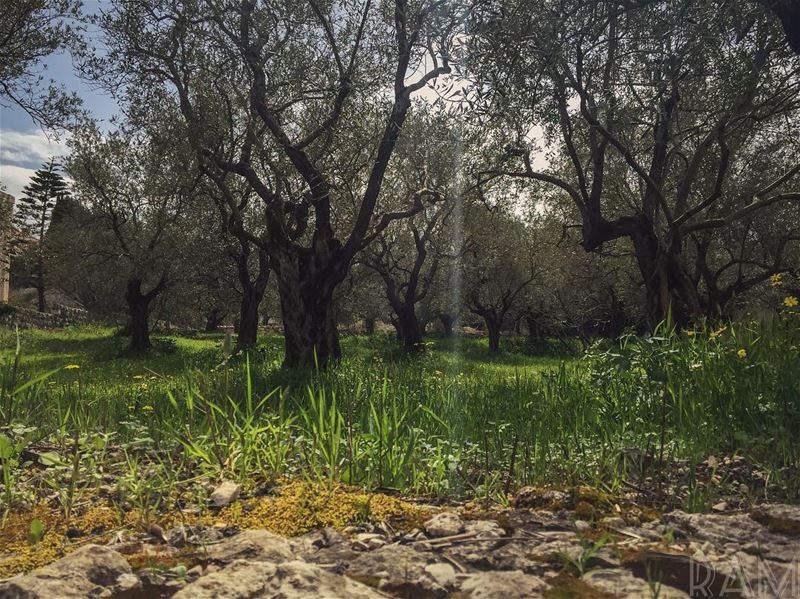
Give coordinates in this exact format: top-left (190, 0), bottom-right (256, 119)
top-left (1, 316), bottom-right (798, 525)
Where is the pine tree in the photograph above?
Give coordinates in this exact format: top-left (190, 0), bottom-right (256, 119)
top-left (12, 158), bottom-right (71, 312)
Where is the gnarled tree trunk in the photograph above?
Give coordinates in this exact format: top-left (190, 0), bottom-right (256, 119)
top-left (204, 307), bottom-right (225, 332)
top-left (626, 219), bottom-right (701, 328)
top-left (234, 244), bottom-right (270, 350)
top-left (485, 316), bottom-right (501, 353)
top-left (274, 246), bottom-right (344, 369)
top-left (439, 313), bottom-right (456, 337)
top-left (396, 303), bottom-right (423, 352)
top-left (364, 317), bottom-right (376, 335)
top-left (125, 277), bottom-right (165, 353)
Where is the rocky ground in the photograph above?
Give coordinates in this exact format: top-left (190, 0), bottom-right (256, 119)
top-left (2, 491), bottom-right (799, 598)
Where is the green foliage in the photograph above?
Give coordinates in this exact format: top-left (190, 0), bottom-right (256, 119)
top-left (26, 519), bottom-right (44, 545)
top-left (0, 320), bottom-right (798, 509)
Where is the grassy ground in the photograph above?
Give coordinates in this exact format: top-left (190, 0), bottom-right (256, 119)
top-left (0, 320), bottom-right (798, 537)
top-left (0, 326), bottom-right (568, 389)
top-left (0, 326), bottom-right (224, 385)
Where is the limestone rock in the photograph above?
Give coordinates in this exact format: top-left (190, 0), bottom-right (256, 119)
top-left (583, 569), bottom-right (690, 598)
top-left (626, 551), bottom-right (742, 598)
top-left (424, 512), bottom-right (465, 537)
top-left (0, 545), bottom-right (139, 599)
top-left (463, 519), bottom-right (506, 538)
top-left (664, 510), bottom-right (797, 563)
top-left (750, 503), bottom-right (800, 536)
top-left (207, 529), bottom-right (294, 564)
top-left (172, 559), bottom-right (384, 599)
top-left (167, 524), bottom-right (224, 548)
top-left (425, 562), bottom-right (457, 588)
top-left (457, 570), bottom-right (549, 598)
top-left (347, 532), bottom-right (386, 551)
top-left (210, 480), bottom-right (241, 507)
top-left (512, 487), bottom-right (568, 509)
top-left (346, 544), bottom-right (447, 597)
top-left (290, 527), bottom-right (348, 557)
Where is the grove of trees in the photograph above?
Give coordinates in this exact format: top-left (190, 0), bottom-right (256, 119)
top-left (2, 0), bottom-right (799, 362)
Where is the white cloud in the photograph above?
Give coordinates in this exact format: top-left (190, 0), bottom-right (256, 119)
top-left (0, 164), bottom-right (37, 199)
top-left (0, 129), bottom-right (70, 169)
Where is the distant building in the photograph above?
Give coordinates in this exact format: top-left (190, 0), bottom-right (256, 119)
top-left (0, 191), bottom-right (14, 303)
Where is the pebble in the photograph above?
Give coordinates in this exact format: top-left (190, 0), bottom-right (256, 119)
top-left (210, 480), bottom-right (242, 507)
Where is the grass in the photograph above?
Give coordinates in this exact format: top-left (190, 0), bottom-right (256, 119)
top-left (0, 317), bottom-right (799, 543)
top-left (0, 325), bottom-right (224, 385)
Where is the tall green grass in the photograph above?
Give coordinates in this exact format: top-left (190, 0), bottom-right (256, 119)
top-left (1, 318), bottom-right (799, 509)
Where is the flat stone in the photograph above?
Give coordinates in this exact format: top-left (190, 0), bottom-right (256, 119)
top-left (663, 510), bottom-right (797, 563)
top-left (464, 519), bottom-right (506, 538)
top-left (352, 533), bottom-right (387, 551)
top-left (600, 516), bottom-right (627, 529)
top-left (424, 512), bottom-right (465, 537)
top-left (0, 545), bottom-right (139, 598)
top-left (457, 570), bottom-right (549, 598)
top-left (172, 559), bottom-right (384, 598)
top-left (207, 529), bottom-right (294, 564)
top-left (210, 480), bottom-right (241, 507)
top-left (346, 544), bottom-right (446, 597)
top-left (290, 527), bottom-right (348, 557)
top-left (750, 504), bottom-right (800, 536)
top-left (501, 508), bottom-right (574, 532)
top-left (584, 568), bottom-right (690, 598)
top-left (441, 531), bottom-right (581, 575)
top-left (574, 519), bottom-right (591, 533)
top-left (424, 562), bottom-right (457, 588)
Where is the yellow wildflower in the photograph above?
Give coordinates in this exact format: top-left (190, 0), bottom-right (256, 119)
top-left (64, 364), bottom-right (80, 370)
top-left (708, 326), bottom-right (727, 341)
top-left (770, 273), bottom-right (783, 287)
top-left (737, 348), bottom-right (747, 359)
top-left (685, 330), bottom-right (695, 337)
top-left (784, 296), bottom-right (798, 308)
top-left (142, 405), bottom-right (154, 413)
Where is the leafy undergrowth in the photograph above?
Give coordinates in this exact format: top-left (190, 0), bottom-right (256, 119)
top-left (0, 481), bottom-right (425, 578)
top-left (2, 317), bottom-right (800, 580)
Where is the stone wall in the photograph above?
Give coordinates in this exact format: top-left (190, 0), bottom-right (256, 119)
top-left (0, 304), bottom-right (92, 329)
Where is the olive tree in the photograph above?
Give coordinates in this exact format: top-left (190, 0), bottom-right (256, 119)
top-left (463, 205), bottom-right (537, 353)
top-left (0, 0), bottom-right (83, 127)
top-left (471, 0), bottom-right (800, 327)
top-left (67, 125), bottom-right (199, 352)
top-left (89, 0), bottom-right (463, 367)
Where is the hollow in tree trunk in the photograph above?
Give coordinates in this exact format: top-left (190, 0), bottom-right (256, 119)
top-left (628, 222), bottom-right (701, 328)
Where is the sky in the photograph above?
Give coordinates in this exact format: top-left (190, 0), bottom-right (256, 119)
top-left (0, 9), bottom-right (543, 201)
top-left (0, 2), bottom-right (117, 200)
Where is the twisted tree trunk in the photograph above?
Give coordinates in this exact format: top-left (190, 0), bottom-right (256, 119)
top-left (125, 277), bottom-right (165, 353)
